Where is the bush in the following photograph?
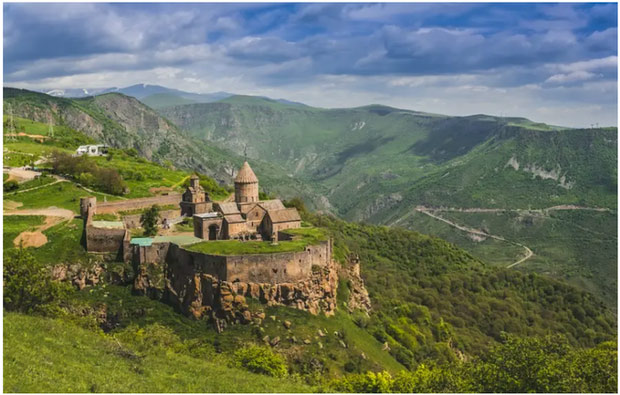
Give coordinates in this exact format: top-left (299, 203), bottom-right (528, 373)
top-left (4, 179), bottom-right (18, 192)
top-left (231, 344), bottom-right (288, 378)
top-left (3, 248), bottom-right (71, 313)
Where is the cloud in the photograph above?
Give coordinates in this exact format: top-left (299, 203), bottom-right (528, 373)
top-left (3, 3), bottom-right (617, 127)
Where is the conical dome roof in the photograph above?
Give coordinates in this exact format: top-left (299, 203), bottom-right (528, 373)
top-left (235, 161), bottom-right (258, 183)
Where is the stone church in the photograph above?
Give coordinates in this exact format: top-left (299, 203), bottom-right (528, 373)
top-left (182, 161), bottom-right (301, 241)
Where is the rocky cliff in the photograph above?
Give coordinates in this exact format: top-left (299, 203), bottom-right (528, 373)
top-left (132, 246), bottom-right (340, 331)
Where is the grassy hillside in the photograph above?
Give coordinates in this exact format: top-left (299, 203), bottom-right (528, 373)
top-left (4, 313), bottom-right (312, 393)
top-left (308, 213), bottom-right (616, 368)
top-left (140, 93), bottom-right (198, 109)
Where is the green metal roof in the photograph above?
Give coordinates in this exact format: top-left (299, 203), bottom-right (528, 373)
top-left (130, 237), bottom-right (153, 246)
top-left (129, 235), bottom-right (201, 247)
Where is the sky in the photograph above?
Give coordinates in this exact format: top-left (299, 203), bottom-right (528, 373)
top-left (3, 2), bottom-right (618, 127)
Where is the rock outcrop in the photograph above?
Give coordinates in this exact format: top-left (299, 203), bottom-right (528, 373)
top-left (342, 255), bottom-right (372, 314)
top-left (133, 255), bottom-right (339, 330)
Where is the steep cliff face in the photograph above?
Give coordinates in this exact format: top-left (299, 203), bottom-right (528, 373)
top-left (132, 244), bottom-right (340, 330)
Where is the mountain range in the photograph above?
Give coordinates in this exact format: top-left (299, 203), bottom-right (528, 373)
top-left (3, 86), bottom-right (617, 308)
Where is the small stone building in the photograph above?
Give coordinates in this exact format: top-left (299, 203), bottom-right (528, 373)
top-left (262, 208), bottom-right (302, 236)
top-left (192, 161), bottom-right (301, 241)
top-left (180, 175), bottom-right (212, 216)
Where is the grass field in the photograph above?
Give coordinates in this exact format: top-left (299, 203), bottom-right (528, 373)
top-left (3, 312), bottom-right (313, 393)
top-left (185, 227), bottom-right (327, 255)
top-left (2, 215), bottom-right (45, 251)
top-left (4, 182), bottom-right (119, 213)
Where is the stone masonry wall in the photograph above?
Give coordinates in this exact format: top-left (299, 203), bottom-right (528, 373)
top-left (225, 241), bottom-right (331, 283)
top-left (95, 194), bottom-right (183, 214)
top-left (132, 239), bottom-right (338, 325)
top-left (86, 225), bottom-right (127, 254)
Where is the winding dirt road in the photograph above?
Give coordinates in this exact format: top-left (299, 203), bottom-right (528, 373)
top-left (413, 208), bottom-right (534, 268)
top-left (390, 204), bottom-right (613, 268)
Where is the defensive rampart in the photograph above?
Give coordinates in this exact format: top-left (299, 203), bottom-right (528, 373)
top-left (133, 239), bottom-right (338, 323)
top-left (95, 194), bottom-right (183, 214)
top-left (85, 225), bottom-right (127, 254)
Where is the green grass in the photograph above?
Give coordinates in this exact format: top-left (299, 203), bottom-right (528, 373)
top-left (5, 175), bottom-right (56, 193)
top-left (4, 115), bottom-right (52, 135)
top-left (4, 181), bottom-right (119, 213)
top-left (3, 215), bottom-right (45, 251)
top-left (186, 239), bottom-right (309, 255)
top-left (92, 149), bottom-right (189, 199)
top-left (29, 219), bottom-right (90, 265)
top-left (281, 227), bottom-right (328, 243)
top-left (185, 227), bottom-right (326, 255)
top-left (3, 312), bottom-right (313, 393)
top-left (93, 213), bottom-right (118, 221)
top-left (67, 284), bottom-right (404, 381)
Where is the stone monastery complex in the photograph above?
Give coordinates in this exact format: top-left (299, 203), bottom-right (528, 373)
top-left (182, 161), bottom-right (301, 242)
top-left (78, 162), bottom-right (369, 328)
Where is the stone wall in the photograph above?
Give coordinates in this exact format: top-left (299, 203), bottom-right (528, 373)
top-left (95, 193), bottom-right (182, 214)
top-left (132, 239), bottom-right (337, 324)
top-left (225, 241), bottom-right (331, 283)
top-left (86, 225), bottom-right (127, 254)
top-left (123, 209), bottom-right (182, 229)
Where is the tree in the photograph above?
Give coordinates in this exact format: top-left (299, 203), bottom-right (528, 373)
top-left (3, 248), bottom-right (70, 313)
top-left (140, 205), bottom-right (160, 237)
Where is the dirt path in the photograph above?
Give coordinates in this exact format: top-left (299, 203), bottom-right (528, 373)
top-left (3, 167), bottom-right (42, 183)
top-left (411, 205), bottom-right (613, 214)
top-left (5, 178), bottom-right (67, 195)
top-left (4, 208), bottom-right (76, 248)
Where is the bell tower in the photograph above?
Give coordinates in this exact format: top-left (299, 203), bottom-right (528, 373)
top-left (234, 161), bottom-right (259, 203)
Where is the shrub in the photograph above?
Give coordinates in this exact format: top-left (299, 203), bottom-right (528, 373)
top-left (4, 179), bottom-right (18, 192)
top-left (3, 248), bottom-right (71, 313)
top-left (231, 344), bottom-right (288, 378)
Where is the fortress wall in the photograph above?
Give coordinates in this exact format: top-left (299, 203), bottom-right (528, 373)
top-left (133, 239), bottom-right (337, 319)
top-left (136, 242), bottom-right (171, 265)
top-left (122, 209), bottom-right (182, 229)
top-left (96, 194), bottom-right (183, 214)
top-left (167, 243), bottom-right (228, 279)
top-left (86, 226), bottom-right (127, 253)
top-left (225, 240), bottom-right (330, 283)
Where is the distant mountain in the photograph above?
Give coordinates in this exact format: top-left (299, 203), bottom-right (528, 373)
top-left (140, 93), bottom-right (199, 109)
top-left (35, 83), bottom-right (234, 104)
